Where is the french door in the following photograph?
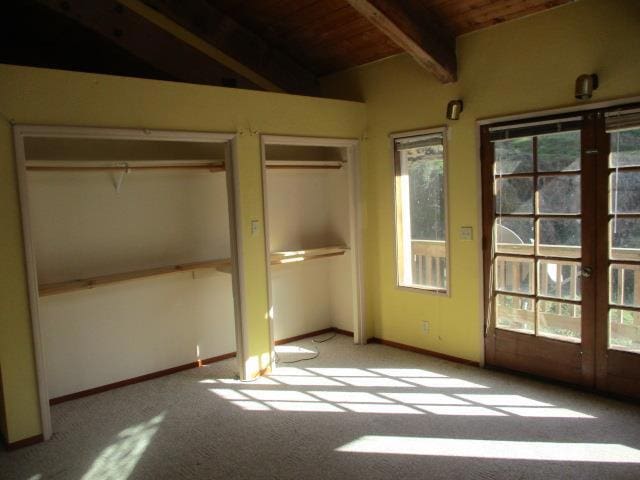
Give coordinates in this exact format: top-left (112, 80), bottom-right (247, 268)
top-left (481, 104), bottom-right (640, 400)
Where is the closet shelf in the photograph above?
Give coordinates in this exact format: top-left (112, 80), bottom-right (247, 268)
top-left (270, 245), bottom-right (348, 265)
top-left (38, 246), bottom-right (348, 296)
top-left (26, 163), bottom-right (225, 172)
top-left (38, 258), bottom-right (232, 296)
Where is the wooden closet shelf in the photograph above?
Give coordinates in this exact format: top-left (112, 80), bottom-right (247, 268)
top-left (270, 245), bottom-right (349, 265)
top-left (26, 163), bottom-right (225, 172)
top-left (38, 258), bottom-right (232, 296)
top-left (38, 246), bottom-right (349, 296)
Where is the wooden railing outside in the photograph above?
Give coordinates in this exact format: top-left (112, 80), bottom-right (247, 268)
top-left (495, 242), bottom-right (640, 348)
top-left (411, 239), bottom-right (446, 289)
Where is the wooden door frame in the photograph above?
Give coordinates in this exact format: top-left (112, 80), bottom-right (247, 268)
top-left (478, 96), bottom-right (640, 395)
top-left (593, 105), bottom-right (640, 398)
top-left (480, 113), bottom-right (593, 386)
top-left (12, 125), bottom-right (245, 440)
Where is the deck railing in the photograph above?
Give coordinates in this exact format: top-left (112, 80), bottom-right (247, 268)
top-left (411, 239), bottom-right (446, 289)
top-left (495, 243), bottom-right (640, 350)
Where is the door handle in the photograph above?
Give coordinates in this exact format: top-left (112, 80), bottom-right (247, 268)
top-left (581, 266), bottom-right (593, 278)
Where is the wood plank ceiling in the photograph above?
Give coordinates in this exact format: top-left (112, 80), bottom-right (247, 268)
top-left (8, 0), bottom-right (573, 94)
top-left (210, 0), bottom-right (572, 76)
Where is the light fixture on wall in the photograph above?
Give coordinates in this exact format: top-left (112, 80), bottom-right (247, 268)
top-left (575, 74), bottom-right (599, 100)
top-left (446, 100), bottom-right (463, 120)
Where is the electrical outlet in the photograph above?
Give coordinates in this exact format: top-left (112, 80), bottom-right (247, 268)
top-left (421, 320), bottom-right (429, 334)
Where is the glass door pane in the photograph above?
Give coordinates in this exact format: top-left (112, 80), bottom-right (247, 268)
top-left (608, 126), bottom-right (640, 353)
top-left (492, 129), bottom-right (583, 343)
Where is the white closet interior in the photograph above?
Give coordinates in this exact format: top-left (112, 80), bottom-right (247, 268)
top-left (21, 131), bottom-right (239, 401)
top-left (262, 137), bottom-right (363, 344)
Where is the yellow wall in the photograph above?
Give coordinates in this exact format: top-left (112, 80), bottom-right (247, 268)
top-left (321, 0), bottom-right (640, 362)
top-left (0, 65), bottom-right (365, 443)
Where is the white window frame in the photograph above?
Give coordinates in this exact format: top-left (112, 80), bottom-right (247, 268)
top-left (391, 127), bottom-right (450, 295)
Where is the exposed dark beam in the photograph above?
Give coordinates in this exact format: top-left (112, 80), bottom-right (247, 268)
top-left (345, 0), bottom-right (457, 83)
top-left (139, 0), bottom-right (319, 95)
top-left (36, 0), bottom-right (260, 90)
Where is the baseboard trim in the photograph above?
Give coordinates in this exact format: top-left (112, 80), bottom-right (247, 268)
top-left (275, 327), bottom-right (335, 345)
top-left (275, 327), bottom-right (355, 345)
top-left (49, 351), bottom-right (236, 405)
top-left (48, 328), bottom-right (355, 405)
top-left (3, 433), bottom-right (44, 451)
top-left (368, 337), bottom-right (479, 367)
top-left (333, 328), bottom-right (354, 337)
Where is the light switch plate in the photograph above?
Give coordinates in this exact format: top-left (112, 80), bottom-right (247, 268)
top-left (460, 226), bottom-right (473, 240)
top-left (250, 220), bottom-right (260, 236)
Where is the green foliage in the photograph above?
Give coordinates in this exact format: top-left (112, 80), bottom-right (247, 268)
top-left (407, 146), bottom-right (445, 241)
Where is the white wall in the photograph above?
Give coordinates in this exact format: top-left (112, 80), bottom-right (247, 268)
top-left (29, 169), bottom-right (231, 283)
top-left (266, 169), bottom-right (345, 252)
top-left (40, 271), bottom-right (235, 399)
top-left (26, 143), bottom-right (236, 399)
top-left (270, 260), bottom-right (332, 341)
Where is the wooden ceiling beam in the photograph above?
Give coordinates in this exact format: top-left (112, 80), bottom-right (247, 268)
top-left (345, 0), bottom-right (457, 83)
top-left (138, 0), bottom-right (319, 95)
top-left (36, 0), bottom-right (260, 90)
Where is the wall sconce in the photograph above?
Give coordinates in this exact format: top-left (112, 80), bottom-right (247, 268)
top-left (446, 100), bottom-right (463, 120)
top-left (575, 74), bottom-right (599, 100)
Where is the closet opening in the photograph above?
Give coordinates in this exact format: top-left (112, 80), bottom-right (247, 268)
top-left (14, 126), bottom-right (245, 440)
top-left (260, 135), bottom-right (364, 357)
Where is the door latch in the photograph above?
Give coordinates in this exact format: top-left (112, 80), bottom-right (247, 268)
top-left (581, 266), bottom-right (593, 278)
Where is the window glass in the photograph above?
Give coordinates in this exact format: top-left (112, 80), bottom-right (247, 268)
top-left (394, 131), bottom-right (448, 292)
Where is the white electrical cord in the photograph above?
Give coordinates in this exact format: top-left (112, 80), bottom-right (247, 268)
top-left (232, 332), bottom-right (338, 382)
top-left (274, 332), bottom-right (337, 364)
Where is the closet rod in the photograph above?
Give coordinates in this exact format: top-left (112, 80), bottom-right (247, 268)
top-left (26, 164), bottom-right (225, 172)
top-left (266, 164), bottom-right (342, 170)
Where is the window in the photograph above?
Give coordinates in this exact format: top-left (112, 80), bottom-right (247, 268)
top-left (393, 129), bottom-right (449, 293)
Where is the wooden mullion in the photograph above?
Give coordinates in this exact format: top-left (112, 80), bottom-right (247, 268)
top-left (536, 170), bottom-right (582, 177)
top-left (495, 213), bottom-right (535, 219)
top-left (579, 112), bottom-right (597, 387)
top-left (534, 254), bottom-right (582, 262)
top-left (480, 125), bottom-right (497, 364)
top-left (607, 165), bottom-right (640, 173)
top-left (594, 109), bottom-right (612, 390)
top-left (607, 213), bottom-right (640, 219)
top-left (537, 213), bottom-right (582, 218)
top-left (493, 172), bottom-right (535, 179)
top-left (608, 259), bottom-right (640, 267)
top-left (537, 295), bottom-right (583, 306)
top-left (495, 251), bottom-right (537, 259)
top-left (609, 305), bottom-right (640, 313)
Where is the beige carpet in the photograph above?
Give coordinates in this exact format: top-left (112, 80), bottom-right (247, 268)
top-left (2, 333), bottom-right (640, 479)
